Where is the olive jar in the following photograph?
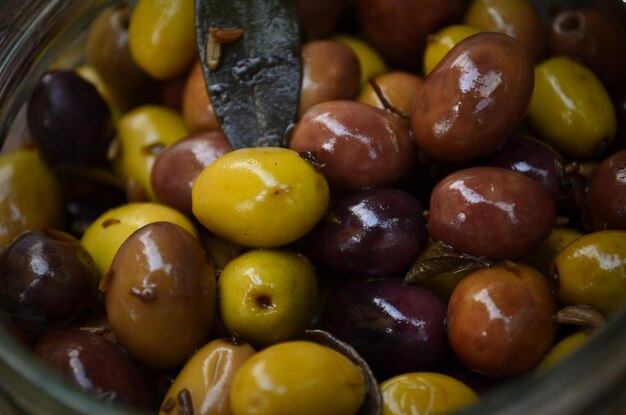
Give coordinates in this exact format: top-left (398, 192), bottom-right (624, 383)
top-left (0, 0), bottom-right (625, 414)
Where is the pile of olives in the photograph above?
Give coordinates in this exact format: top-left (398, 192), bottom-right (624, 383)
top-left (1, 0), bottom-right (626, 414)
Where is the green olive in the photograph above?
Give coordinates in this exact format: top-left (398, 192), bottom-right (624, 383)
top-left (552, 230), bottom-right (626, 316)
top-left (523, 226), bottom-right (584, 277)
top-left (0, 149), bottom-right (64, 249)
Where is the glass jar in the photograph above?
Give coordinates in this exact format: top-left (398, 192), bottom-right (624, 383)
top-left (0, 1), bottom-right (624, 414)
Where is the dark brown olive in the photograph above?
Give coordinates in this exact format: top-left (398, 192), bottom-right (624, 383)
top-left (290, 100), bottom-right (416, 192)
top-left (104, 222), bottom-right (216, 370)
top-left (298, 0), bottom-right (347, 39)
top-left (428, 167), bottom-right (557, 260)
top-left (356, 0), bottom-right (466, 69)
top-left (0, 230), bottom-right (98, 334)
top-left (86, 3), bottom-right (157, 110)
top-left (304, 188), bottom-right (427, 278)
top-left (27, 70), bottom-right (114, 167)
top-left (550, 7), bottom-right (626, 87)
top-left (447, 262), bottom-right (557, 377)
top-left (411, 32), bottom-right (534, 162)
top-left (488, 135), bottom-right (567, 205)
top-left (36, 331), bottom-right (151, 409)
top-left (298, 40), bottom-right (361, 119)
top-left (587, 149), bottom-right (626, 230)
top-left (182, 61), bottom-right (221, 133)
top-left (151, 131), bottom-right (233, 215)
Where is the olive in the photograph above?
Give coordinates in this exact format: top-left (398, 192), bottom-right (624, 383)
top-left (35, 331), bottom-right (151, 409)
top-left (303, 188), bottom-right (427, 279)
top-left (0, 230), bottom-right (98, 335)
top-left (523, 226), bottom-right (584, 277)
top-left (423, 24), bottom-right (480, 76)
top-left (230, 341), bottom-right (366, 415)
top-left (549, 7), bottom-right (626, 87)
top-left (488, 135), bottom-right (567, 205)
top-left (290, 100), bottom-right (416, 192)
top-left (333, 34), bottom-right (387, 86)
top-left (380, 372), bottom-right (478, 415)
top-left (298, 40), bottom-right (361, 119)
top-left (357, 71), bottom-right (423, 120)
top-left (535, 331), bottom-right (590, 374)
top-left (552, 230), bottom-right (626, 317)
top-left (0, 149), bottom-right (64, 248)
top-left (26, 70), bottom-right (114, 167)
top-left (113, 105), bottom-right (189, 200)
top-left (528, 56), bottom-right (616, 158)
top-left (86, 3), bottom-right (157, 110)
top-left (447, 262), bottom-right (557, 377)
top-left (356, 0), bottom-right (466, 69)
top-left (128, 0), bottom-right (195, 79)
top-left (192, 147), bottom-right (329, 248)
top-left (428, 167), bottom-right (557, 260)
top-left (411, 33), bottom-right (534, 162)
top-left (151, 131), bottom-right (232, 215)
top-left (464, 0), bottom-right (547, 63)
top-left (586, 149), bottom-right (626, 230)
top-left (182, 61), bottom-right (221, 133)
top-left (104, 222), bottom-right (216, 369)
top-left (160, 337), bottom-right (256, 415)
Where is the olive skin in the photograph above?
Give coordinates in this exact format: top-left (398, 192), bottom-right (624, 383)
top-left (411, 32), bottom-right (534, 162)
top-left (358, 71), bottom-right (423, 121)
top-left (104, 222), bottom-right (216, 370)
top-left (587, 150), bottom-right (626, 231)
top-left (304, 188), bottom-right (427, 278)
top-left (35, 331), bottom-right (151, 409)
top-left (182, 61), bottom-right (221, 133)
top-left (27, 70), bottom-right (114, 167)
top-left (428, 167), bottom-right (557, 260)
top-left (290, 100), bottom-right (416, 192)
top-left (356, 0), bottom-right (466, 69)
top-left (298, 40), bottom-right (361, 119)
top-left (0, 230), bottom-right (98, 334)
top-left (447, 262), bottom-right (557, 377)
top-left (151, 131), bottom-right (232, 215)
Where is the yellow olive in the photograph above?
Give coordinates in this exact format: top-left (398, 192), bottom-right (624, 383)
top-left (230, 341), bottom-right (366, 415)
top-left (357, 71), bottom-right (423, 119)
top-left (114, 105), bottom-right (189, 200)
top-left (192, 147), bottom-right (329, 248)
top-left (535, 331), bottom-right (590, 374)
top-left (528, 56), bottom-right (616, 158)
top-left (160, 338), bottom-right (256, 415)
top-left (552, 230), bottom-right (626, 316)
top-left (380, 372), bottom-right (479, 415)
top-left (0, 149), bottom-right (64, 249)
top-left (334, 34), bottom-right (387, 86)
top-left (523, 226), bottom-right (584, 277)
top-left (104, 221), bottom-right (215, 369)
top-left (81, 202), bottom-right (197, 277)
top-left (423, 25), bottom-right (480, 75)
top-left (200, 232), bottom-right (247, 274)
top-left (218, 249), bottom-right (318, 347)
top-left (128, 0), bottom-right (196, 79)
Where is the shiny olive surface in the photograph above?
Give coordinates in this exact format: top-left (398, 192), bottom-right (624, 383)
top-left (447, 262), bottom-right (557, 377)
top-left (321, 278), bottom-right (446, 379)
top-left (0, 230), bottom-right (98, 334)
top-left (290, 100), bottom-right (416, 192)
top-left (488, 135), bottom-right (566, 205)
top-left (151, 131), bottom-right (232, 215)
top-left (299, 40), bottom-right (361, 118)
top-left (428, 167), bottom-right (557, 260)
top-left (357, 0), bottom-right (466, 69)
top-left (36, 331), bottom-right (151, 409)
top-left (304, 188), bottom-right (427, 278)
top-left (27, 70), bottom-right (114, 167)
top-left (587, 149), bottom-right (626, 231)
top-left (104, 222), bottom-right (216, 369)
top-left (412, 32), bottom-right (534, 162)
